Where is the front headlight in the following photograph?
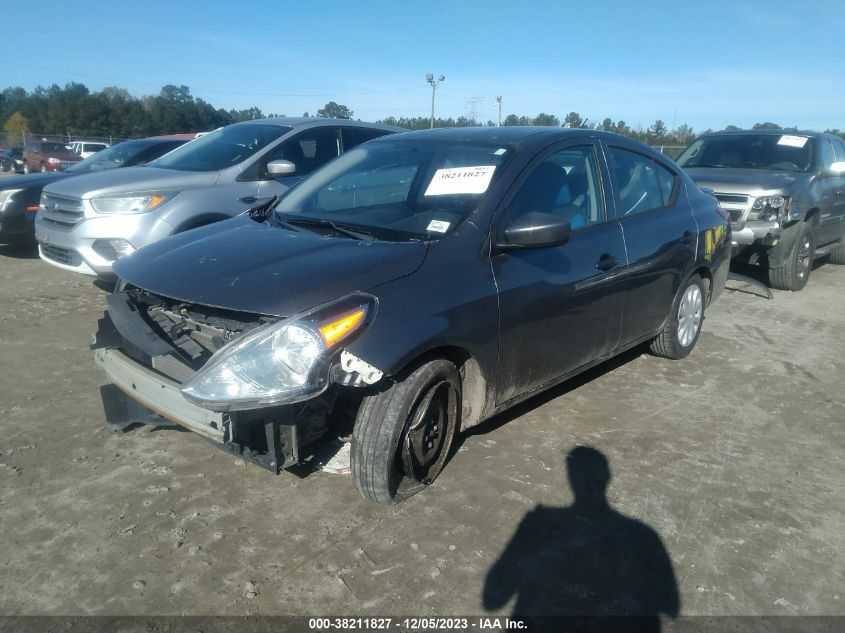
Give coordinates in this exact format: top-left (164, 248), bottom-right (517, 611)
top-left (749, 196), bottom-right (790, 222)
top-left (90, 192), bottom-right (174, 214)
top-left (0, 189), bottom-right (23, 212)
top-left (181, 294), bottom-right (377, 411)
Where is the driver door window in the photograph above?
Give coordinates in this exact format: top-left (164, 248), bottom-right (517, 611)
top-left (508, 145), bottom-right (604, 231)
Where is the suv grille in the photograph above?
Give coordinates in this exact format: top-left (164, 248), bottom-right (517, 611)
top-left (40, 194), bottom-right (84, 228)
top-left (714, 193), bottom-right (750, 225)
top-left (41, 244), bottom-right (82, 267)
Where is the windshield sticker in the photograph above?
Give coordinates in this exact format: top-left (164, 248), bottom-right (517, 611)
top-left (777, 135), bottom-right (809, 148)
top-left (424, 165), bottom-right (497, 196)
top-left (426, 219), bottom-right (451, 233)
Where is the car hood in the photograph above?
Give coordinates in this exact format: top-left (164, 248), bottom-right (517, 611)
top-left (41, 166), bottom-right (219, 199)
top-left (113, 216), bottom-right (428, 317)
top-left (684, 167), bottom-right (802, 195)
top-left (0, 172), bottom-right (70, 190)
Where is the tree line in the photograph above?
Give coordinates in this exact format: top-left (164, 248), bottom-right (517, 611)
top-left (2, 82), bottom-right (841, 148)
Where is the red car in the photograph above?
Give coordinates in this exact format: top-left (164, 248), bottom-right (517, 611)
top-left (22, 140), bottom-right (82, 173)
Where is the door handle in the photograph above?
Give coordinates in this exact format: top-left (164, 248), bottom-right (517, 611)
top-left (682, 230), bottom-right (695, 245)
top-left (595, 254), bottom-right (618, 271)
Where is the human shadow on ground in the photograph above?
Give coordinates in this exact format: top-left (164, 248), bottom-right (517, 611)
top-left (483, 446), bottom-right (680, 633)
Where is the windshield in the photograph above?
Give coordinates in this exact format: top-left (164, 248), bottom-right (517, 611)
top-left (274, 140), bottom-right (512, 241)
top-left (66, 140), bottom-right (154, 173)
top-left (678, 134), bottom-right (814, 172)
top-left (150, 123), bottom-right (290, 172)
top-left (42, 142), bottom-right (74, 154)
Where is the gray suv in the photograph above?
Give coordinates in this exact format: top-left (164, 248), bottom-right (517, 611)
top-left (35, 118), bottom-right (401, 278)
top-left (678, 129), bottom-right (845, 290)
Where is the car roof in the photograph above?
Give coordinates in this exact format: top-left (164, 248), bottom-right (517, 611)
top-left (700, 129), bottom-right (823, 138)
top-left (371, 125), bottom-right (640, 147)
top-left (229, 117), bottom-right (405, 133)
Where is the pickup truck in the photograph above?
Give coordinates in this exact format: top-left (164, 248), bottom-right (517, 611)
top-left (678, 129), bottom-right (845, 290)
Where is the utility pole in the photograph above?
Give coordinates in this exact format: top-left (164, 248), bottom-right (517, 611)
top-left (426, 73), bottom-right (445, 129)
top-left (495, 96), bottom-right (502, 127)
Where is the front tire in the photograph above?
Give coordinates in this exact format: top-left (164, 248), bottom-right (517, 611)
top-left (650, 274), bottom-right (705, 360)
top-left (23, 162), bottom-right (30, 174)
top-left (351, 358), bottom-right (460, 504)
top-left (40, 162), bottom-right (47, 173)
top-left (769, 222), bottom-right (814, 291)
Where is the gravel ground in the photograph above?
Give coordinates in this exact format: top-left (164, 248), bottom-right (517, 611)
top-left (0, 226), bottom-right (843, 619)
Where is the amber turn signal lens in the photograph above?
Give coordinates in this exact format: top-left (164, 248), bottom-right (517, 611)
top-left (318, 309), bottom-right (366, 346)
top-left (148, 194), bottom-right (167, 210)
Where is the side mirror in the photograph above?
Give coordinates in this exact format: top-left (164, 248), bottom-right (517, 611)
top-left (829, 161), bottom-right (845, 175)
top-left (500, 212), bottom-right (571, 250)
top-left (266, 159), bottom-right (296, 176)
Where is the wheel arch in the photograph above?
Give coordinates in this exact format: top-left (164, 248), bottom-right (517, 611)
top-left (387, 345), bottom-right (493, 432)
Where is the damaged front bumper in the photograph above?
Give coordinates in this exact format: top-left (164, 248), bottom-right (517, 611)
top-left (92, 292), bottom-right (380, 474)
top-left (730, 219), bottom-right (801, 267)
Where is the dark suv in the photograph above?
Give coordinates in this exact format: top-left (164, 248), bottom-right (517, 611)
top-left (678, 130), bottom-right (845, 290)
top-left (93, 127), bottom-right (729, 503)
top-left (22, 140), bottom-right (82, 174)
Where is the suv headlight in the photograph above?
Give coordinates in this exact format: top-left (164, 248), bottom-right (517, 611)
top-left (0, 189), bottom-right (22, 212)
top-left (181, 294), bottom-right (377, 411)
top-left (90, 192), bottom-right (174, 214)
top-left (749, 196), bottom-right (790, 222)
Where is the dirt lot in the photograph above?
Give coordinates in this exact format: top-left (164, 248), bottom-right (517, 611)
top-left (0, 225), bottom-right (843, 618)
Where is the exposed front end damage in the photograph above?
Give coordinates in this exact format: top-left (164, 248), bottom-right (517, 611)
top-left (92, 288), bottom-right (383, 474)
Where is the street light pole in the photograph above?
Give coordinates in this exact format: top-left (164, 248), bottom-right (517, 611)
top-left (426, 73), bottom-right (445, 129)
top-left (495, 95), bottom-right (502, 127)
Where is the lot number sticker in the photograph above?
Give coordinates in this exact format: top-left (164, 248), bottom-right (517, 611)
top-left (424, 165), bottom-right (497, 196)
top-left (777, 135), bottom-right (809, 148)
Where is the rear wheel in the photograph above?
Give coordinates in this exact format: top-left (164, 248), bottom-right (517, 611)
top-left (23, 162), bottom-right (30, 174)
top-left (769, 222), bottom-right (814, 291)
top-left (351, 358), bottom-right (460, 504)
top-left (650, 274), bottom-right (705, 360)
top-left (829, 239), bottom-right (845, 265)
top-left (40, 162), bottom-right (47, 173)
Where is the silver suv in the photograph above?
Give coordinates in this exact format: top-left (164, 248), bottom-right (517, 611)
top-left (35, 118), bottom-right (401, 278)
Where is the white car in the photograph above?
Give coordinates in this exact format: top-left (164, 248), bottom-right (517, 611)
top-left (70, 141), bottom-right (110, 159)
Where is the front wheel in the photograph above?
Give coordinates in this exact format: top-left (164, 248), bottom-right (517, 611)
top-left (769, 222), bottom-right (814, 291)
top-left (650, 274), bottom-right (705, 360)
top-left (351, 358), bottom-right (461, 504)
top-left (23, 162), bottom-right (30, 174)
top-left (40, 163), bottom-right (47, 173)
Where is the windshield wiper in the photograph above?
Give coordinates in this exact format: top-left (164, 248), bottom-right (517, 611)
top-left (284, 217), bottom-right (375, 242)
top-left (686, 163), bottom-right (725, 168)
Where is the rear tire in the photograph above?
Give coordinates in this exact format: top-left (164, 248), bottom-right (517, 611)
top-left (23, 162), bottom-right (30, 174)
top-left (351, 358), bottom-right (460, 504)
top-left (649, 274), bottom-right (705, 360)
top-left (769, 222), bottom-right (814, 291)
top-left (829, 239), bottom-right (845, 265)
top-left (40, 163), bottom-right (47, 173)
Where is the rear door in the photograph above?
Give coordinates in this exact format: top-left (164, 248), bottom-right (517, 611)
top-left (492, 140), bottom-right (628, 405)
top-left (604, 143), bottom-right (698, 345)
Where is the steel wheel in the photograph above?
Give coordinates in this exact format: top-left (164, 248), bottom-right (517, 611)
top-left (677, 284), bottom-right (703, 348)
top-left (399, 380), bottom-right (456, 488)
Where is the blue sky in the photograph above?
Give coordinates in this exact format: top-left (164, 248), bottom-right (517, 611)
top-left (1, 0), bottom-right (843, 133)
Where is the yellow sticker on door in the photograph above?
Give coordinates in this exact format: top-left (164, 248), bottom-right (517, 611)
top-left (704, 225), bottom-right (726, 261)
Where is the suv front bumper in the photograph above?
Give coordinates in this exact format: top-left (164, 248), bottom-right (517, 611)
top-left (731, 220), bottom-right (801, 267)
top-left (35, 211), bottom-right (175, 277)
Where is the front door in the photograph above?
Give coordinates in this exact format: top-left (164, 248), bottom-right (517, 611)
top-left (492, 142), bottom-right (627, 406)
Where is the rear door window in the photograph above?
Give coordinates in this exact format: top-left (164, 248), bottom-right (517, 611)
top-left (264, 127), bottom-right (341, 177)
top-left (342, 127), bottom-right (391, 151)
top-left (607, 147), bottom-right (663, 218)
